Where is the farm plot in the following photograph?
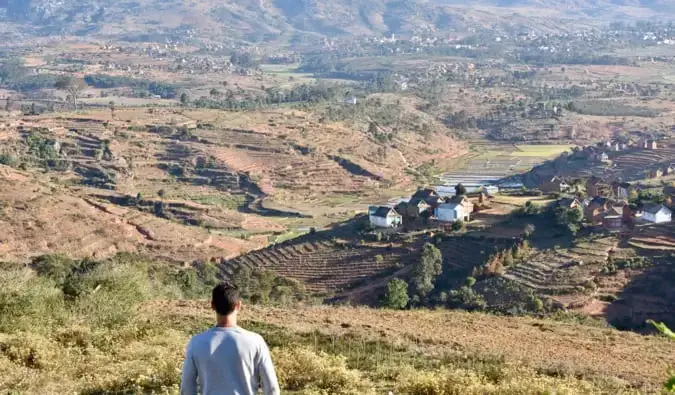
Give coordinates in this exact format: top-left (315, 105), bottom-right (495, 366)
top-left (222, 238), bottom-right (415, 294)
top-left (438, 143), bottom-right (572, 188)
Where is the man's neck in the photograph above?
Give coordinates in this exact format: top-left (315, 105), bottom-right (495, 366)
top-left (215, 314), bottom-right (237, 328)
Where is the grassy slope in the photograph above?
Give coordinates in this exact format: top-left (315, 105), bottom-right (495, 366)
top-left (73, 302), bottom-right (675, 392)
top-left (0, 254), bottom-right (673, 394)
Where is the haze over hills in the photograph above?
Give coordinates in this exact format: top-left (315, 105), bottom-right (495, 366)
top-left (0, 0), bottom-right (673, 44)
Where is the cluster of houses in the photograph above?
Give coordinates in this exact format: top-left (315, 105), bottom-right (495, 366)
top-left (369, 188), bottom-right (481, 228)
top-left (569, 138), bottom-right (660, 163)
top-left (548, 175), bottom-right (672, 229)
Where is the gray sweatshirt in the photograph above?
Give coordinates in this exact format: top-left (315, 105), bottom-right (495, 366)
top-left (180, 326), bottom-right (280, 395)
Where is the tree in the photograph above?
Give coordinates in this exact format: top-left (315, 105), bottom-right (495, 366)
top-left (411, 243), bottom-right (443, 299)
top-left (209, 88), bottom-right (220, 98)
top-left (451, 220), bottom-right (465, 232)
top-left (180, 93), bottom-right (189, 106)
top-left (455, 183), bottom-right (467, 196)
top-left (367, 122), bottom-right (379, 136)
top-left (55, 76), bottom-right (87, 111)
top-left (4, 97), bottom-right (10, 112)
top-left (555, 205), bottom-right (584, 235)
top-left (108, 101), bottom-right (116, 119)
top-left (382, 279), bottom-right (409, 309)
top-left (157, 189), bottom-right (166, 199)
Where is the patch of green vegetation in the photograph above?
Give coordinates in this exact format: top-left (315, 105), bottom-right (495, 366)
top-left (513, 145), bottom-right (575, 157)
top-left (190, 194), bottom-right (248, 210)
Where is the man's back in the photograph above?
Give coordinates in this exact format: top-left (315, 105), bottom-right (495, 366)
top-left (180, 327), bottom-right (280, 395)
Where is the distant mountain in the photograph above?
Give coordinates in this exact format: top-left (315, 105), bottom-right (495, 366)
top-left (0, 0), bottom-right (672, 44)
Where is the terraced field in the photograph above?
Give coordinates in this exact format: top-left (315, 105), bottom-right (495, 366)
top-left (223, 238), bottom-right (416, 294)
top-left (534, 140), bottom-right (675, 184)
top-left (502, 237), bottom-right (618, 307)
top-left (438, 142), bottom-right (573, 189)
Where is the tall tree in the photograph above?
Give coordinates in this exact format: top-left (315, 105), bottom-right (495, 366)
top-left (55, 76), bottom-right (87, 111)
top-left (108, 101), bottom-right (116, 119)
top-left (411, 243), bottom-right (443, 299)
top-left (180, 93), bottom-right (189, 106)
top-left (455, 183), bottom-right (467, 196)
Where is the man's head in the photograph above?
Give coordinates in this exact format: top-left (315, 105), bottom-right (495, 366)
top-left (211, 282), bottom-right (241, 317)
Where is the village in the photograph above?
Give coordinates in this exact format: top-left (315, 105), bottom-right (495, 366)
top-left (369, 137), bottom-right (675, 233)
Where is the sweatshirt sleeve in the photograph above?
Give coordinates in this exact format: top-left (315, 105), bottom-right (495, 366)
top-left (180, 339), bottom-right (198, 395)
top-left (258, 338), bottom-right (281, 395)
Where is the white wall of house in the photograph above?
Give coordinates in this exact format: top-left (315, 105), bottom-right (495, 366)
top-left (435, 205), bottom-right (464, 222)
top-left (643, 209), bottom-right (672, 223)
top-left (369, 214), bottom-right (401, 228)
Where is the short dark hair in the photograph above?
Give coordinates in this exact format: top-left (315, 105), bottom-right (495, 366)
top-left (212, 282), bottom-right (240, 316)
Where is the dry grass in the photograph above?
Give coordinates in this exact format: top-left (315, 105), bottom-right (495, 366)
top-left (163, 302), bottom-right (674, 392)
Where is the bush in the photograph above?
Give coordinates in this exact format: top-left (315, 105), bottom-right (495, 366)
top-left (0, 332), bottom-right (61, 370)
top-left (448, 286), bottom-right (486, 311)
top-left (397, 366), bottom-right (599, 394)
top-left (0, 152), bottom-right (19, 167)
top-left (0, 269), bottom-right (66, 333)
top-left (274, 347), bottom-right (374, 394)
top-left (382, 279), bottom-right (409, 309)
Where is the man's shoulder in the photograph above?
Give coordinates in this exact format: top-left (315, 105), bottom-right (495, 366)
top-left (235, 327), bottom-right (267, 344)
top-left (189, 327), bottom-right (265, 343)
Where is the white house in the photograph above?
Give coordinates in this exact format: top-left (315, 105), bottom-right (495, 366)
top-left (435, 203), bottom-right (470, 222)
top-left (369, 206), bottom-right (403, 228)
top-left (642, 204), bottom-right (672, 224)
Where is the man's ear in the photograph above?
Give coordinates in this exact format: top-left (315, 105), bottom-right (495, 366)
top-left (236, 300), bottom-right (242, 311)
top-left (211, 300), bottom-right (216, 311)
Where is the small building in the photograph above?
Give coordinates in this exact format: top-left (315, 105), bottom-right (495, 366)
top-left (435, 203), bottom-right (470, 222)
top-left (664, 164), bottom-right (675, 175)
top-left (642, 204), bottom-right (672, 224)
top-left (647, 140), bottom-right (658, 150)
top-left (447, 195), bottom-right (475, 214)
top-left (612, 182), bottom-right (632, 200)
top-left (602, 206), bottom-right (626, 229)
top-left (344, 97), bottom-right (358, 105)
top-left (585, 196), bottom-right (612, 224)
top-left (599, 152), bottom-right (610, 162)
top-left (557, 197), bottom-right (582, 209)
top-left (586, 176), bottom-right (609, 197)
top-left (649, 168), bottom-right (664, 179)
top-left (369, 206), bottom-right (403, 228)
top-left (400, 198), bottom-right (431, 218)
top-left (541, 176), bottom-right (570, 193)
top-left (411, 188), bottom-right (439, 201)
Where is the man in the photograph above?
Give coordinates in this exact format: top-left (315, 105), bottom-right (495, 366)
top-left (180, 283), bottom-right (280, 395)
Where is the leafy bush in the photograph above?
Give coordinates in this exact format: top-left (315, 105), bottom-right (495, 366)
top-left (0, 269), bottom-right (66, 333)
top-left (0, 152), bottom-right (19, 167)
top-left (382, 279), bottom-right (409, 309)
top-left (447, 286), bottom-right (487, 311)
top-left (274, 347), bottom-right (374, 394)
top-left (231, 265), bottom-right (307, 305)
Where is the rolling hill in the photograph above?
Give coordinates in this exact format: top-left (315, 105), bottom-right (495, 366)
top-left (0, 0), bottom-right (672, 45)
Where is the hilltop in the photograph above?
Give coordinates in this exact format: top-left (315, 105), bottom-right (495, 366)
top-left (1, 0), bottom-right (673, 45)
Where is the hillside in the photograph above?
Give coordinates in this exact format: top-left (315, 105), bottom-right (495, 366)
top-left (0, 0), bottom-right (672, 45)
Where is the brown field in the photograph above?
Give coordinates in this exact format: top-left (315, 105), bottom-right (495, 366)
top-left (167, 301), bottom-right (675, 392)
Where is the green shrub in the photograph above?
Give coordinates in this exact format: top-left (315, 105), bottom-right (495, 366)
top-left (32, 254), bottom-right (76, 287)
top-left (71, 262), bottom-right (159, 328)
top-left (0, 332), bottom-right (61, 370)
top-left (382, 279), bottom-right (409, 309)
top-left (0, 269), bottom-right (66, 333)
top-left (274, 347), bottom-right (374, 394)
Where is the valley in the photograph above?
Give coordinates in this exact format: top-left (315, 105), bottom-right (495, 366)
top-left (0, 1), bottom-right (675, 393)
